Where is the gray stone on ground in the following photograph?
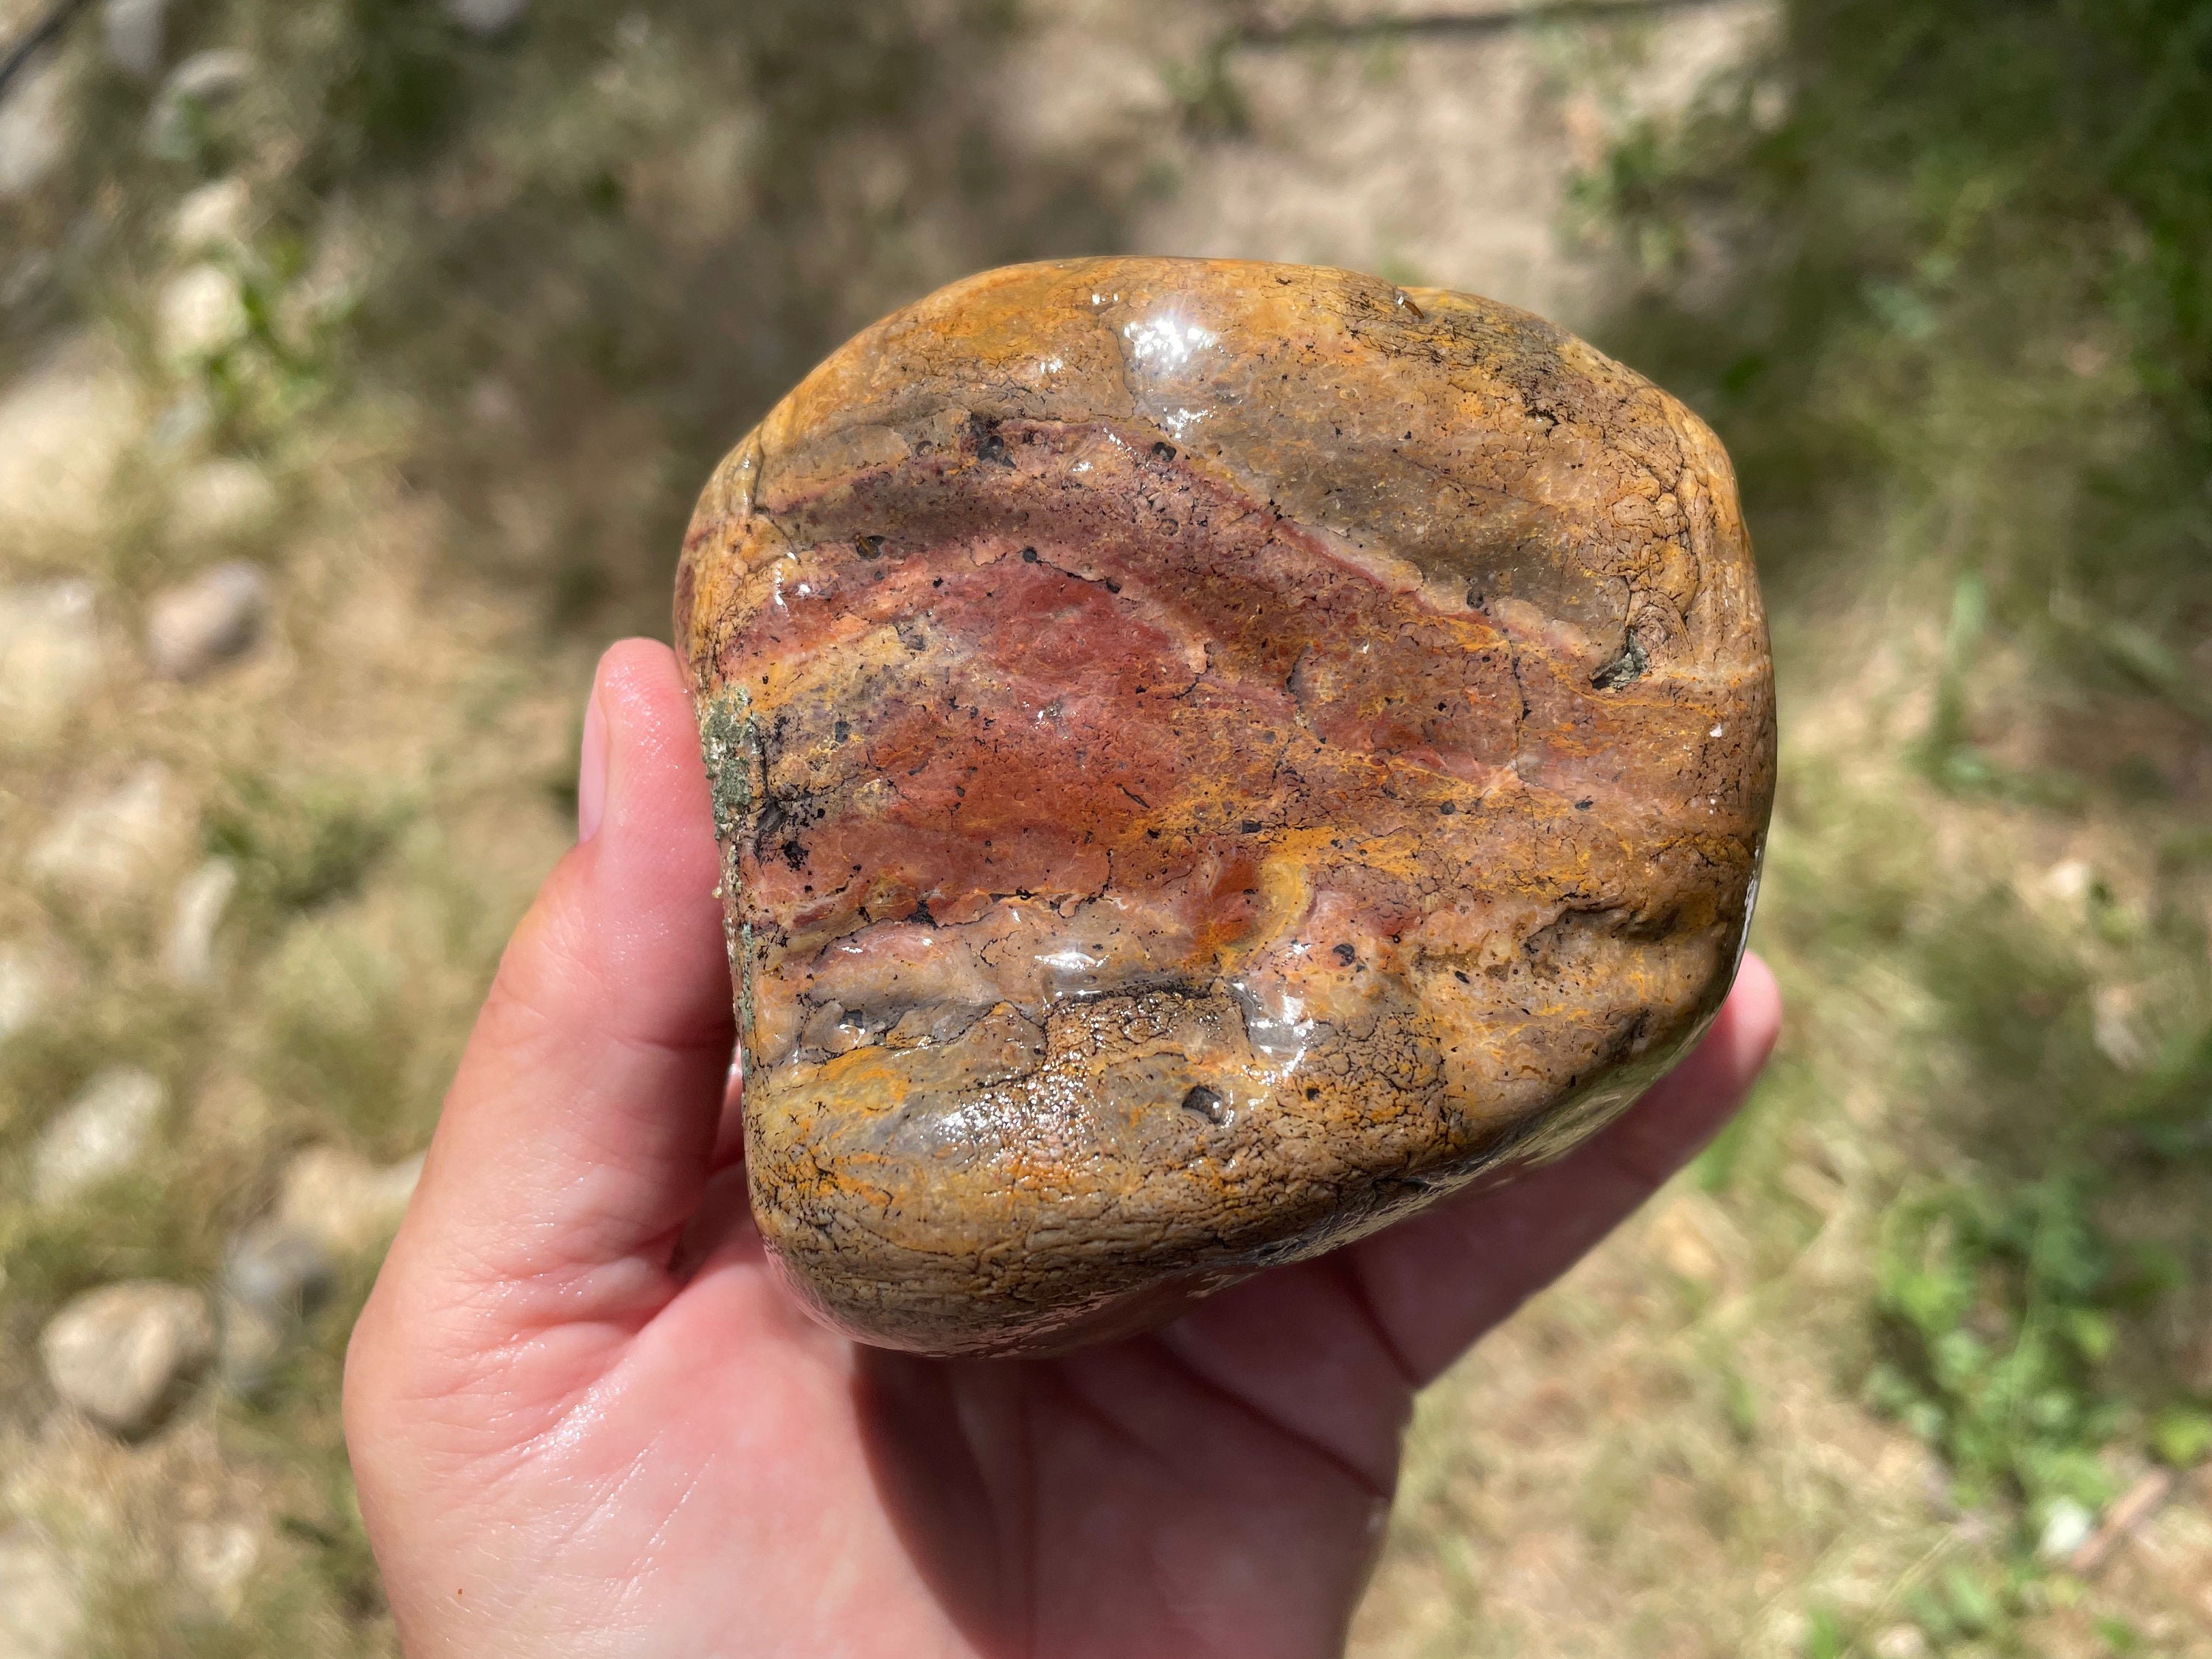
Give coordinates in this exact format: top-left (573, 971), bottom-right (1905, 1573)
top-left (29, 765), bottom-right (187, 902)
top-left (146, 560), bottom-right (268, 678)
top-left (446, 0), bottom-right (529, 37)
top-left (0, 50), bottom-right (66, 201)
top-left (165, 858), bottom-right (238, 985)
top-left (102, 0), bottom-right (168, 79)
top-left (220, 1147), bottom-right (422, 1394)
top-left (32, 1065), bottom-right (167, 1206)
top-left (0, 580), bottom-right (102, 740)
top-left (0, 1526), bottom-right (83, 1659)
top-left (40, 1281), bottom-right (215, 1436)
top-left (218, 1220), bottom-right (335, 1397)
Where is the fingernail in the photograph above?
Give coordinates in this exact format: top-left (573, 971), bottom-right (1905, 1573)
top-left (577, 683), bottom-right (609, 843)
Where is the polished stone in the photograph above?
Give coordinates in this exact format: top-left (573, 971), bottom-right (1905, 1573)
top-left (678, 257), bottom-right (1774, 1355)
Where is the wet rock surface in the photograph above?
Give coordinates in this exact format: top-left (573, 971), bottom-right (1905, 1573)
top-left (677, 256), bottom-right (1776, 1355)
top-left (40, 1281), bottom-right (215, 1436)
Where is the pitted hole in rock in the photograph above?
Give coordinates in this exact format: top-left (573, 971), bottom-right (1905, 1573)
top-left (1590, 635), bottom-right (1649, 690)
top-left (1180, 1085), bottom-right (1228, 1125)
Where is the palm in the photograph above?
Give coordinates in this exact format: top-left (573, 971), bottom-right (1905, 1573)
top-left (544, 1233), bottom-right (1400, 1657)
top-left (345, 642), bottom-right (1778, 1659)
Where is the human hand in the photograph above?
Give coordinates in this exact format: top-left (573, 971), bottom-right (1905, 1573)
top-left (344, 639), bottom-right (1782, 1659)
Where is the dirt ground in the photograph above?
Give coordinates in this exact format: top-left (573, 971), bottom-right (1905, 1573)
top-left (1, 1), bottom-right (2205, 1655)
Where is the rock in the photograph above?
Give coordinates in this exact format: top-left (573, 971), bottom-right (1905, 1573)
top-left (0, 49), bottom-right (66, 201)
top-left (164, 858), bottom-right (237, 985)
top-left (32, 1065), bottom-right (167, 1206)
top-left (177, 1519), bottom-right (259, 1618)
top-left (29, 764), bottom-right (187, 902)
top-left (217, 1220), bottom-right (335, 1397)
top-left (2092, 983), bottom-right (2151, 1073)
top-left (170, 176), bottom-right (251, 256)
top-left (1872, 1627), bottom-right (1929, 1659)
top-left (0, 1527), bottom-right (83, 1659)
top-left (158, 263), bottom-right (250, 364)
top-left (2042, 857), bottom-right (2094, 904)
top-left (160, 46), bottom-right (254, 101)
top-left (40, 1281), bottom-right (215, 1436)
top-left (445, 0), bottom-right (530, 37)
top-left (2038, 1495), bottom-right (2096, 1562)
top-left (223, 1220), bottom-right (335, 1319)
top-left (146, 49), bottom-right (254, 158)
top-left (274, 1145), bottom-right (424, 1255)
top-left (0, 338), bottom-right (139, 538)
top-left (678, 257), bottom-right (1775, 1355)
top-left (147, 389), bottom-right (215, 453)
top-left (0, 580), bottom-right (102, 739)
top-left (102, 0), bottom-right (168, 80)
top-left (0, 944), bottom-right (47, 1040)
top-left (145, 560), bottom-right (268, 678)
top-left (167, 458), bottom-right (276, 545)
top-left (218, 1147), bottom-right (420, 1394)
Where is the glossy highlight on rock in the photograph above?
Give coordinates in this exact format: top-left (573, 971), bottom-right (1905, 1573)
top-left (675, 257), bottom-right (1775, 1356)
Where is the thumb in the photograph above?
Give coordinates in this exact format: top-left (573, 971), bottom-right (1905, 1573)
top-left (361, 639), bottom-right (734, 1365)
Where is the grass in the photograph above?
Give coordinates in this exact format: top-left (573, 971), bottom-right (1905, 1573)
top-left (1, 0), bottom-right (2208, 1655)
top-left (1464, 0), bottom-right (2212, 1649)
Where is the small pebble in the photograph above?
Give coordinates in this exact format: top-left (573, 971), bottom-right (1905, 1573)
top-left (29, 765), bottom-right (186, 902)
top-left (2092, 983), bottom-right (2151, 1073)
top-left (170, 177), bottom-right (252, 257)
top-left (146, 561), bottom-right (267, 678)
top-left (32, 1066), bottom-right (166, 1206)
top-left (0, 580), bottom-right (102, 739)
top-left (445, 0), bottom-right (530, 37)
top-left (2039, 1495), bottom-right (2096, 1561)
top-left (220, 1147), bottom-right (422, 1394)
top-left (0, 49), bottom-right (66, 200)
top-left (146, 49), bottom-right (254, 157)
top-left (177, 1520), bottom-right (260, 1618)
top-left (40, 1281), bottom-right (215, 1436)
top-left (157, 264), bottom-right (249, 364)
top-left (0, 945), bottom-right (46, 1041)
top-left (276, 1144), bottom-right (424, 1255)
top-left (218, 1220), bottom-right (335, 1397)
top-left (0, 1527), bottom-right (83, 1659)
top-left (165, 858), bottom-right (238, 985)
top-left (169, 458), bottom-right (276, 545)
top-left (101, 0), bottom-right (168, 80)
top-left (0, 338), bottom-right (139, 536)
